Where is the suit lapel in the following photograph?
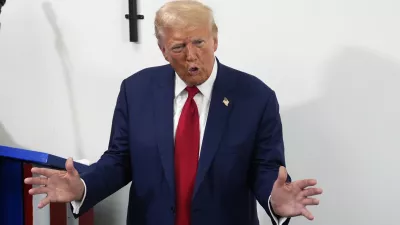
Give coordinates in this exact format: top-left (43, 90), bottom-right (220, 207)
top-left (193, 62), bottom-right (237, 199)
top-left (153, 66), bottom-right (176, 199)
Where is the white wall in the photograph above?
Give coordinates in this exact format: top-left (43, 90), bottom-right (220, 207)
top-left (1, 0), bottom-right (399, 224)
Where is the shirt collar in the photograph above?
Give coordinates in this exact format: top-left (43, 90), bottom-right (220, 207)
top-left (174, 57), bottom-right (217, 101)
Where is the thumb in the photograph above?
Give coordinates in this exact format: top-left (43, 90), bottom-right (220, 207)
top-left (66, 157), bottom-right (78, 176)
top-left (276, 166), bottom-right (288, 186)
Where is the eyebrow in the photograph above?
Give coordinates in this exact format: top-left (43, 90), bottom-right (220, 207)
top-left (171, 42), bottom-right (185, 46)
top-left (171, 37), bottom-right (204, 45)
top-left (169, 38), bottom-right (205, 50)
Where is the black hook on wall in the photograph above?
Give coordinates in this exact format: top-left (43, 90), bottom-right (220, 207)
top-left (125, 0), bottom-right (144, 43)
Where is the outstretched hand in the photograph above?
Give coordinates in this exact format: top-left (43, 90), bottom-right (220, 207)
top-left (270, 166), bottom-right (323, 220)
top-left (24, 157), bottom-right (85, 208)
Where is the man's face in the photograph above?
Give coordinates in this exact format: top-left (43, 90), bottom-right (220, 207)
top-left (159, 26), bottom-right (218, 86)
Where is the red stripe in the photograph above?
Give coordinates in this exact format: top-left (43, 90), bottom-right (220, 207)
top-left (79, 208), bottom-right (94, 225)
top-left (50, 203), bottom-right (67, 225)
top-left (23, 163), bottom-right (33, 225)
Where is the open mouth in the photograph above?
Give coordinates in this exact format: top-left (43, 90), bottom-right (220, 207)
top-left (189, 67), bottom-right (199, 72)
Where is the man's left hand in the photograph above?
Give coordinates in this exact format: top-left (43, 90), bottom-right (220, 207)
top-left (270, 166), bottom-right (323, 220)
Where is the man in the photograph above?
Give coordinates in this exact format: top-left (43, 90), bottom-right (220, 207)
top-left (24, 1), bottom-right (322, 225)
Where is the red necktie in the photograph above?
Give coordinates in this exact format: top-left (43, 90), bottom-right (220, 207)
top-left (174, 86), bottom-right (200, 225)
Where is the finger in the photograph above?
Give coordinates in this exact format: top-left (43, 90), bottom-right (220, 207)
top-left (302, 187), bottom-right (323, 197)
top-left (302, 197), bottom-right (320, 206)
top-left (65, 157), bottom-right (78, 176)
top-left (276, 166), bottom-right (288, 186)
top-left (31, 167), bottom-right (58, 177)
top-left (301, 208), bottom-right (314, 220)
top-left (38, 196), bottom-right (51, 209)
top-left (24, 176), bottom-right (48, 186)
top-left (296, 179), bottom-right (317, 189)
top-left (29, 186), bottom-right (50, 195)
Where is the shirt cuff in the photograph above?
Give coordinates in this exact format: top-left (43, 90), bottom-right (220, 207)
top-left (268, 195), bottom-right (288, 225)
top-left (70, 178), bottom-right (87, 214)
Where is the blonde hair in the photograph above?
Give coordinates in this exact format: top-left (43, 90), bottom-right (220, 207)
top-left (154, 0), bottom-right (218, 44)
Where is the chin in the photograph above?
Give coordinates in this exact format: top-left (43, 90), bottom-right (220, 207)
top-left (181, 72), bottom-right (208, 86)
top-left (193, 79), bottom-right (207, 86)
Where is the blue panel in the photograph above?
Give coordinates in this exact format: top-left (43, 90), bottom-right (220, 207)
top-left (0, 158), bottom-right (24, 225)
top-left (0, 145), bottom-right (90, 173)
top-left (0, 145), bottom-right (48, 164)
top-left (47, 154), bottom-right (91, 173)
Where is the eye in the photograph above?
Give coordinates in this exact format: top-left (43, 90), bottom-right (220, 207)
top-left (171, 44), bottom-right (185, 53)
top-left (193, 40), bottom-right (204, 47)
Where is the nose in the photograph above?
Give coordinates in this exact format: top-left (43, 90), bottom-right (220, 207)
top-left (185, 44), bottom-right (196, 62)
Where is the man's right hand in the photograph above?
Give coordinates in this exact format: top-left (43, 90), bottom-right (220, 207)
top-left (24, 157), bottom-right (85, 208)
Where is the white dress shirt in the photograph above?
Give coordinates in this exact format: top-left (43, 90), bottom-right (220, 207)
top-left (71, 58), bottom-right (286, 225)
top-left (173, 58), bottom-right (217, 154)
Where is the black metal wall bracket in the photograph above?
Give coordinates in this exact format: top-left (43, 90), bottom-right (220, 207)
top-left (125, 0), bottom-right (144, 42)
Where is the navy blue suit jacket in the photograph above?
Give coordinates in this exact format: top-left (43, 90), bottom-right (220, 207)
top-left (75, 59), bottom-right (291, 225)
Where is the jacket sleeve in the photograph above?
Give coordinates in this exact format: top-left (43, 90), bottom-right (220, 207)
top-left (73, 80), bottom-right (132, 217)
top-left (248, 90), bottom-right (291, 225)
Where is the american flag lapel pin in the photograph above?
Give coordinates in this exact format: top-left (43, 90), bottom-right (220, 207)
top-left (223, 97), bottom-right (229, 106)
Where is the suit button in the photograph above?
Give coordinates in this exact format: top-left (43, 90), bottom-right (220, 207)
top-left (171, 206), bottom-right (176, 214)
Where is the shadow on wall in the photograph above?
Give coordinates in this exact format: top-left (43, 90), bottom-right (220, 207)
top-left (278, 47), bottom-right (399, 225)
top-left (42, 2), bottom-right (83, 160)
top-left (41, 3), bottom-right (130, 225)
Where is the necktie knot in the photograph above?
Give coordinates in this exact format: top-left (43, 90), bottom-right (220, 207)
top-left (185, 86), bottom-right (199, 99)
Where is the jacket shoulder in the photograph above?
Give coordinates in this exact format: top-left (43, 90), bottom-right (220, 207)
top-left (221, 64), bottom-right (276, 100)
top-left (123, 64), bottom-right (172, 85)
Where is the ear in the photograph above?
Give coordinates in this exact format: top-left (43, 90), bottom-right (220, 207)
top-left (213, 36), bottom-right (218, 52)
